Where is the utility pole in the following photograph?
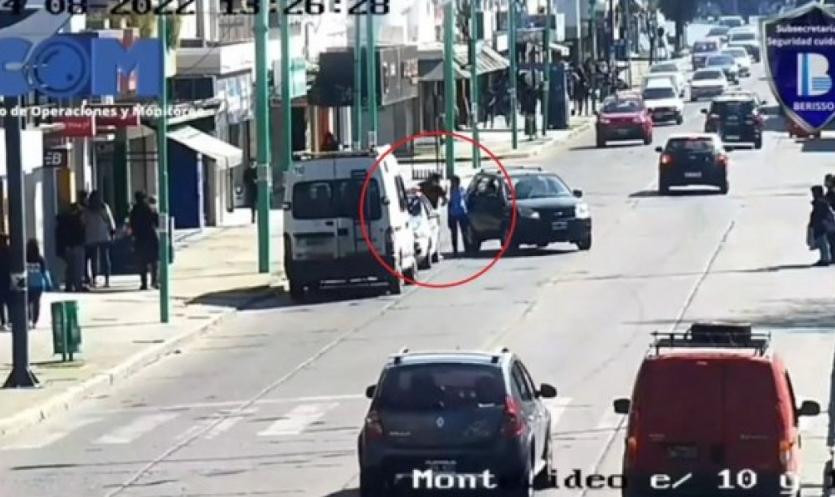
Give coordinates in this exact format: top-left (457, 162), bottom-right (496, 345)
top-left (255, 0), bottom-right (271, 274)
top-left (575, 0), bottom-right (582, 64)
top-left (353, 16), bottom-right (363, 150)
top-left (2, 97), bottom-right (37, 388)
top-left (366, 8), bottom-right (378, 147)
top-left (157, 15), bottom-right (172, 323)
top-left (542, 0), bottom-right (552, 135)
top-left (280, 1), bottom-right (293, 174)
top-left (509, 0), bottom-right (519, 149)
top-left (470, 0), bottom-right (481, 168)
top-left (444, 0), bottom-right (456, 178)
top-left (624, 0), bottom-right (631, 87)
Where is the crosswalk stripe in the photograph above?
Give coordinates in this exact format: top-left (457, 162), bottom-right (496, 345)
top-left (2, 418), bottom-right (101, 450)
top-left (204, 409), bottom-right (257, 440)
top-left (94, 413), bottom-right (179, 445)
top-left (542, 397), bottom-right (572, 433)
top-left (257, 403), bottom-right (339, 437)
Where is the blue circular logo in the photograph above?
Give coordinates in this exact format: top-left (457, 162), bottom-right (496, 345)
top-left (27, 36), bottom-right (90, 97)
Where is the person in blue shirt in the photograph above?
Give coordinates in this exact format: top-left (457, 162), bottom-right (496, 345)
top-left (26, 238), bottom-right (52, 329)
top-left (448, 175), bottom-right (468, 256)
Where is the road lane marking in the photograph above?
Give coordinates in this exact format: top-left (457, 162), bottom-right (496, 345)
top-left (1, 417), bottom-right (101, 450)
top-left (593, 409), bottom-right (624, 434)
top-left (257, 403), bottom-right (339, 437)
top-left (204, 409), bottom-right (257, 440)
top-left (94, 413), bottom-right (179, 445)
top-left (98, 394), bottom-right (366, 415)
top-left (542, 398), bottom-right (572, 434)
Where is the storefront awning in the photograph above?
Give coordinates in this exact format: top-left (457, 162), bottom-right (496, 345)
top-left (419, 44), bottom-right (510, 82)
top-left (168, 126), bottom-right (243, 169)
top-left (550, 43), bottom-right (570, 56)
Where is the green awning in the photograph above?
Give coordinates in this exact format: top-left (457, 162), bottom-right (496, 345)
top-left (419, 44), bottom-right (509, 82)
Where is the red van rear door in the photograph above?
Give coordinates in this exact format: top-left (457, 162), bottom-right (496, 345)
top-left (637, 359), bottom-right (724, 471)
top-left (722, 360), bottom-right (783, 471)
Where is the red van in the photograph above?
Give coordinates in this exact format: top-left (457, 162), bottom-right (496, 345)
top-left (613, 323), bottom-right (820, 497)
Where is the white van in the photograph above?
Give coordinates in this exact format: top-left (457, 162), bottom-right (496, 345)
top-left (282, 148), bottom-right (418, 300)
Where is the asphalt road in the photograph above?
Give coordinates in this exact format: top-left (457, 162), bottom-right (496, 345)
top-left (3, 62), bottom-right (835, 497)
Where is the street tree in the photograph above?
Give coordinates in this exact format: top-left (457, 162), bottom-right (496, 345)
top-left (657, 0), bottom-right (699, 52)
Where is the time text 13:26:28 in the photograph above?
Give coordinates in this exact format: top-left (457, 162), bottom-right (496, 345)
top-left (221, 0), bottom-right (390, 15)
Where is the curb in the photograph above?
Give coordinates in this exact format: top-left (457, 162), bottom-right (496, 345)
top-left (0, 285), bottom-right (279, 439)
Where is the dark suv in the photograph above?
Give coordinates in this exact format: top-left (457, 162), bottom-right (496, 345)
top-left (358, 348), bottom-right (558, 497)
top-left (701, 94), bottom-right (763, 148)
top-left (464, 167), bottom-right (593, 252)
top-left (656, 134), bottom-right (731, 194)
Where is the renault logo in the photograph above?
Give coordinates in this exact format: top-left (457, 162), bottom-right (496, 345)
top-left (435, 416), bottom-right (445, 428)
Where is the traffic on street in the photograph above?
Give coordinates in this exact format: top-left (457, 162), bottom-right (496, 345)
top-left (3, 2), bottom-right (835, 497)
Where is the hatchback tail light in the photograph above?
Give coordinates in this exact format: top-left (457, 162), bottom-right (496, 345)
top-left (384, 227), bottom-right (394, 256)
top-left (501, 396), bottom-right (526, 438)
top-left (779, 440), bottom-right (794, 468)
top-left (365, 410), bottom-right (384, 439)
top-left (632, 116), bottom-right (643, 124)
top-left (598, 117), bottom-right (611, 124)
top-left (660, 154), bottom-right (673, 166)
top-left (625, 436), bottom-right (639, 467)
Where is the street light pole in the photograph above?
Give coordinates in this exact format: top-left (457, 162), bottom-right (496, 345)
top-left (2, 97), bottom-right (37, 389)
top-left (509, 0), bottom-right (519, 149)
top-left (255, 0), bottom-right (271, 274)
top-left (157, 15), bottom-right (171, 324)
top-left (444, 0), bottom-right (456, 178)
top-left (542, 0), bottom-right (552, 135)
top-left (353, 16), bottom-right (363, 150)
top-left (280, 0), bottom-right (293, 173)
top-left (470, 0), bottom-right (481, 169)
top-left (366, 8), bottom-right (378, 147)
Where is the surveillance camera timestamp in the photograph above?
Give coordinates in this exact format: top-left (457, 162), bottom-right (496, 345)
top-left (0, 0), bottom-right (390, 16)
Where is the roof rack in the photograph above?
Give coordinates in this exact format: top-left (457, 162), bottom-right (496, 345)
top-left (650, 322), bottom-right (770, 356)
top-left (491, 346), bottom-right (511, 363)
top-left (392, 346), bottom-right (410, 364)
top-left (480, 165), bottom-right (543, 173)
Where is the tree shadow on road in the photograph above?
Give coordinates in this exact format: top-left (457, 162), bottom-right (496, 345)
top-left (189, 284), bottom-right (278, 309)
top-left (322, 490), bottom-right (358, 497)
top-left (570, 142), bottom-right (644, 151)
top-left (453, 246), bottom-right (576, 260)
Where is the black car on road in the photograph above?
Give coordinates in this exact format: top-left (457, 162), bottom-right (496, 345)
top-left (358, 348), bottom-right (558, 497)
top-left (701, 93), bottom-right (763, 149)
top-left (464, 167), bottom-right (593, 252)
top-left (657, 133), bottom-right (730, 195)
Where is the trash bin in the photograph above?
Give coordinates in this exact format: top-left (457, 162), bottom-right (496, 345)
top-left (51, 300), bottom-right (81, 361)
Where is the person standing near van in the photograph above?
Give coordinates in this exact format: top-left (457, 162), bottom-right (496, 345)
top-left (26, 238), bottom-right (51, 329)
top-left (83, 190), bottom-right (116, 288)
top-left (448, 175), bottom-right (468, 256)
top-left (244, 162), bottom-right (258, 224)
top-left (419, 173), bottom-right (447, 210)
top-left (56, 200), bottom-right (87, 292)
top-left (809, 185), bottom-right (835, 266)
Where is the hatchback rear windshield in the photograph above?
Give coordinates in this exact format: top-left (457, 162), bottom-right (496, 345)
top-left (707, 55), bottom-right (734, 66)
top-left (693, 70), bottom-right (723, 80)
top-left (665, 138), bottom-right (715, 153)
top-left (602, 99), bottom-right (642, 113)
top-left (292, 179), bottom-right (381, 220)
top-left (694, 42), bottom-right (718, 52)
top-left (730, 32), bottom-right (755, 41)
top-left (724, 49), bottom-right (748, 58)
top-left (651, 64), bottom-right (678, 73)
top-left (376, 364), bottom-right (505, 412)
top-left (643, 87), bottom-right (676, 100)
top-left (512, 174), bottom-right (571, 199)
top-left (711, 100), bottom-right (755, 116)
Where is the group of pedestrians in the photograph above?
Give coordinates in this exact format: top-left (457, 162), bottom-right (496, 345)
top-left (569, 59), bottom-right (614, 117)
top-left (807, 175), bottom-right (835, 266)
top-left (56, 190), bottom-right (116, 292)
top-left (418, 173), bottom-right (470, 258)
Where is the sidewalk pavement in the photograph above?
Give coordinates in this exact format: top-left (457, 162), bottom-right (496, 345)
top-left (0, 211), bottom-right (285, 438)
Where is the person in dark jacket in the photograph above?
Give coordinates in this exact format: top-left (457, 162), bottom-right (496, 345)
top-left (419, 173), bottom-right (447, 210)
top-left (825, 175), bottom-right (835, 261)
top-left (26, 238), bottom-right (51, 328)
top-left (243, 162), bottom-right (258, 224)
top-left (56, 201), bottom-right (87, 292)
top-left (0, 234), bottom-right (10, 330)
top-left (809, 185), bottom-right (834, 266)
top-left (129, 191), bottom-right (160, 290)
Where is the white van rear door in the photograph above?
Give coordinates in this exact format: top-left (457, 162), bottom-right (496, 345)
top-left (290, 170), bottom-right (340, 262)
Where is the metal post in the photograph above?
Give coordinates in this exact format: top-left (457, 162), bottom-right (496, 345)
top-left (353, 16), bottom-right (363, 150)
top-left (575, 0), bottom-right (582, 64)
top-left (624, 0), bottom-right (631, 87)
top-left (542, 0), bottom-right (552, 134)
top-left (255, 0), bottom-right (271, 274)
top-left (2, 97), bottom-right (37, 388)
top-left (509, 0), bottom-right (519, 149)
top-left (470, 0), bottom-right (481, 168)
top-left (156, 16), bottom-right (171, 323)
top-left (444, 0), bottom-right (456, 178)
top-left (280, 0), bottom-right (293, 173)
top-left (366, 8), bottom-right (378, 147)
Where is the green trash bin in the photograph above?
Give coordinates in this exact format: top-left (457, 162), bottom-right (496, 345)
top-left (51, 300), bottom-right (81, 361)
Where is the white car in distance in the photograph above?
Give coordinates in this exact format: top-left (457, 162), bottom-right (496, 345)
top-left (689, 69), bottom-right (728, 101)
top-left (642, 80), bottom-right (684, 125)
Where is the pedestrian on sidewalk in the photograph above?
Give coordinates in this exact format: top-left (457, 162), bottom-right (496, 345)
top-left (448, 175), bottom-right (468, 257)
top-left (808, 185), bottom-right (835, 266)
top-left (825, 174), bottom-right (835, 261)
top-left (419, 173), bottom-right (447, 210)
top-left (26, 238), bottom-right (51, 329)
top-left (322, 131), bottom-right (339, 151)
top-left (244, 161), bottom-right (258, 224)
top-left (82, 190), bottom-right (116, 288)
top-left (129, 191), bottom-right (160, 290)
top-left (572, 65), bottom-right (588, 116)
top-left (0, 234), bottom-right (10, 330)
top-left (56, 200), bottom-right (87, 292)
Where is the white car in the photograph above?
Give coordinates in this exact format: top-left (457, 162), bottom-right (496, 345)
top-left (407, 192), bottom-right (440, 269)
top-left (649, 61), bottom-right (686, 88)
top-left (722, 47), bottom-right (751, 77)
top-left (643, 73), bottom-right (684, 98)
top-left (728, 28), bottom-right (760, 62)
top-left (642, 80), bottom-right (684, 125)
top-left (689, 68), bottom-right (728, 101)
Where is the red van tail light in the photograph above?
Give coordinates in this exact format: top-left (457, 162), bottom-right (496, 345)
top-left (365, 410), bottom-right (384, 439)
top-left (624, 436), bottom-right (639, 467)
top-left (779, 440), bottom-right (794, 467)
top-left (501, 396), bottom-right (526, 438)
top-left (384, 227), bottom-right (394, 256)
top-left (660, 154), bottom-right (673, 166)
